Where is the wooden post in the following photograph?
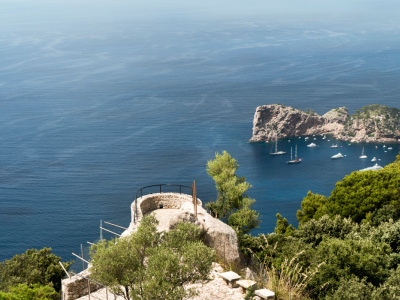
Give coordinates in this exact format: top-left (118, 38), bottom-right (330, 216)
top-left (192, 180), bottom-right (197, 217)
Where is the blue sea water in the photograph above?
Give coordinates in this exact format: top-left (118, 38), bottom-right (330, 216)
top-left (1, 1), bottom-right (400, 270)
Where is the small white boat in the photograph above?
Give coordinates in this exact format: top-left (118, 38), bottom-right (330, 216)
top-left (331, 153), bottom-right (344, 159)
top-left (330, 144), bottom-right (338, 148)
top-left (371, 157), bottom-right (377, 162)
top-left (375, 146), bottom-right (378, 149)
top-left (305, 137), bottom-right (309, 140)
top-left (307, 143), bottom-right (317, 147)
top-left (383, 145), bottom-right (387, 148)
top-left (388, 147), bottom-right (393, 150)
top-left (322, 136), bottom-right (326, 140)
top-left (359, 147), bottom-right (367, 159)
top-left (360, 163), bottom-right (383, 171)
top-left (313, 138), bottom-right (317, 140)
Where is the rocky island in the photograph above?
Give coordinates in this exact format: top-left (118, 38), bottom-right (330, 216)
top-left (249, 104), bottom-right (400, 144)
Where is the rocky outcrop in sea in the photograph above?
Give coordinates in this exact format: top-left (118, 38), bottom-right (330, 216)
top-left (249, 104), bottom-right (400, 144)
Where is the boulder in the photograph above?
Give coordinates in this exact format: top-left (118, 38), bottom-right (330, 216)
top-left (169, 205), bottom-right (240, 264)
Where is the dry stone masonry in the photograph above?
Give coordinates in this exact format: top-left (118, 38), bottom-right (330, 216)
top-left (63, 191), bottom-right (242, 299)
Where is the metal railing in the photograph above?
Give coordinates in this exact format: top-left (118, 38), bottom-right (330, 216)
top-left (133, 184), bottom-right (192, 223)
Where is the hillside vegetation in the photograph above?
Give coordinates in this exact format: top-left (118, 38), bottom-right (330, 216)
top-left (242, 151), bottom-right (400, 299)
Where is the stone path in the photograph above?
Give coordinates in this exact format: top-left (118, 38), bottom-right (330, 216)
top-left (77, 263), bottom-right (245, 300)
top-left (150, 208), bottom-right (182, 231)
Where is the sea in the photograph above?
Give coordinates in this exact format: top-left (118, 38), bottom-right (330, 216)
top-left (1, 0), bottom-right (400, 272)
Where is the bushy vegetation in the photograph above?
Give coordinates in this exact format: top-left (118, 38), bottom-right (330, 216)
top-left (297, 154), bottom-right (400, 224)
top-left (89, 215), bottom-right (215, 300)
top-left (242, 151), bottom-right (400, 299)
top-left (0, 248), bottom-right (72, 300)
top-left (353, 104), bottom-right (400, 120)
top-left (4, 151), bottom-right (400, 299)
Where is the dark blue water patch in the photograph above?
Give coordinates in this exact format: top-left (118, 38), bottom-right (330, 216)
top-left (1, 5), bottom-right (400, 266)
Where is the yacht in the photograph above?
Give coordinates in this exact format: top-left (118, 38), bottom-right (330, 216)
top-left (287, 145), bottom-right (302, 164)
top-left (331, 153), bottom-right (344, 159)
top-left (307, 143), bottom-right (317, 147)
top-left (360, 164), bottom-right (383, 171)
top-left (270, 134), bottom-right (286, 155)
top-left (371, 157), bottom-right (377, 162)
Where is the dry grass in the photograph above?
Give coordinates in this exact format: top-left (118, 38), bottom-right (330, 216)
top-left (250, 235), bottom-right (325, 300)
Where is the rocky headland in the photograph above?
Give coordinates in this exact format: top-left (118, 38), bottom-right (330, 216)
top-left (249, 104), bottom-right (400, 144)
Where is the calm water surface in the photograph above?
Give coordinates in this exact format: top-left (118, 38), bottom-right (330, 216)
top-left (1, 1), bottom-right (400, 270)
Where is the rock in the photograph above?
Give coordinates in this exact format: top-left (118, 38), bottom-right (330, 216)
top-left (249, 104), bottom-right (400, 144)
top-left (241, 267), bottom-right (258, 281)
top-left (169, 205), bottom-right (241, 264)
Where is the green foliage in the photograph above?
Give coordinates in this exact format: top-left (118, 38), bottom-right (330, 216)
top-left (370, 204), bottom-right (400, 226)
top-left (352, 104), bottom-right (400, 120)
top-left (244, 284), bottom-right (256, 300)
top-left (90, 215), bottom-right (214, 300)
top-left (206, 151), bottom-right (260, 235)
top-left (297, 215), bottom-right (358, 246)
top-left (0, 284), bottom-right (58, 300)
top-left (297, 191), bottom-right (327, 226)
top-left (372, 265), bottom-right (400, 299)
top-left (297, 155), bottom-right (400, 224)
top-left (325, 277), bottom-right (374, 300)
top-left (326, 168), bottom-right (400, 222)
top-left (251, 235), bottom-right (322, 300)
top-left (274, 213), bottom-right (295, 236)
top-left (0, 247), bottom-right (72, 293)
top-left (311, 238), bottom-right (390, 298)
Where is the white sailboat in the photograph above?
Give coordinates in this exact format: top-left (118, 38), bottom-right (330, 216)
top-left (287, 145), bottom-right (302, 164)
top-left (270, 134), bottom-right (286, 155)
top-left (359, 147), bottom-right (367, 159)
top-left (371, 157), bottom-right (377, 162)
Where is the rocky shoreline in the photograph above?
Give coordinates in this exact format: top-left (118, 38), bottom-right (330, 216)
top-left (249, 104), bottom-right (400, 144)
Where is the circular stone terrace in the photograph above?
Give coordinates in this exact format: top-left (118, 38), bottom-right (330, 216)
top-left (122, 184), bottom-right (201, 236)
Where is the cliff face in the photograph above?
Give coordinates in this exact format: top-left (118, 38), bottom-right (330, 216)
top-left (249, 104), bottom-right (400, 143)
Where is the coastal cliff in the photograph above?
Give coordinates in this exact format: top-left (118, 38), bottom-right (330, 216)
top-left (249, 104), bottom-right (400, 144)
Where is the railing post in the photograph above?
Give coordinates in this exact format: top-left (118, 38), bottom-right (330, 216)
top-left (81, 244), bottom-right (85, 270)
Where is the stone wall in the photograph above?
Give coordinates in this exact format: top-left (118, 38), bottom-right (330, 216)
top-left (61, 270), bottom-right (102, 300)
top-left (130, 193), bottom-right (202, 225)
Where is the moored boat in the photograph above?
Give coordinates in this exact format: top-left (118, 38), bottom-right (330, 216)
top-left (359, 147), bottom-right (367, 159)
top-left (287, 145), bottom-right (302, 164)
top-left (331, 153), bottom-right (344, 159)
